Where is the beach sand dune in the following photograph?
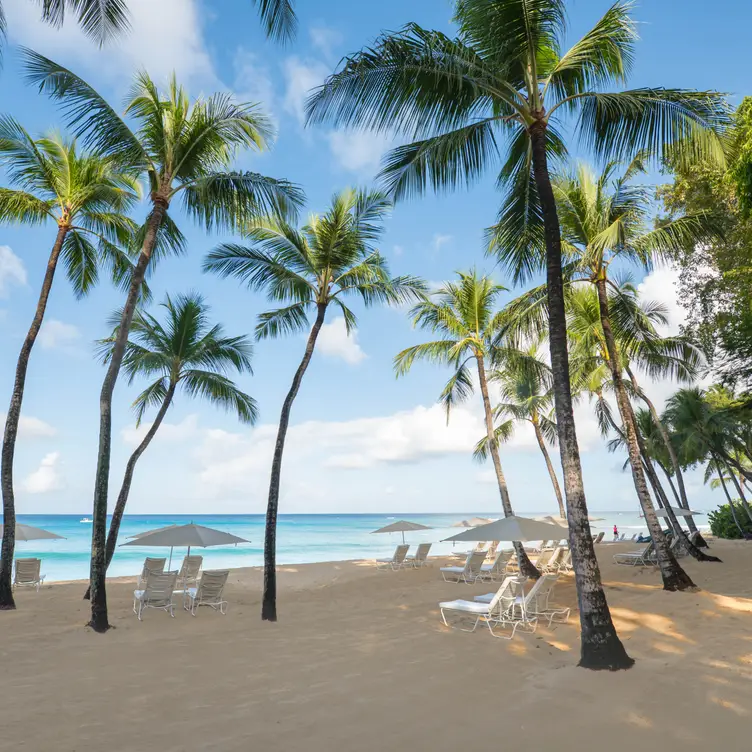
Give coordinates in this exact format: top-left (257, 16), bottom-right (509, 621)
top-left (1, 541), bottom-right (750, 751)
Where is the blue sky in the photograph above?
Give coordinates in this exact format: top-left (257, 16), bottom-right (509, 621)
top-left (0, 0), bottom-right (742, 516)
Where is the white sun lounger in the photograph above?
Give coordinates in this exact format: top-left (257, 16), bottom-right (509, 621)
top-left (479, 549), bottom-right (513, 581)
top-left (440, 550), bottom-right (487, 583)
top-left (133, 570), bottom-right (178, 620)
top-left (184, 569), bottom-right (230, 616)
top-left (592, 532), bottom-right (605, 544)
top-left (532, 547), bottom-right (554, 571)
top-left (613, 543), bottom-right (656, 567)
top-left (13, 558), bottom-right (45, 592)
top-left (377, 544), bottom-right (410, 570)
top-left (176, 555), bottom-right (203, 590)
top-left (440, 575), bottom-right (525, 638)
top-left (137, 557), bottom-right (167, 588)
top-left (557, 549), bottom-right (573, 573)
top-left (404, 542), bottom-right (432, 568)
top-left (539, 547), bottom-right (563, 573)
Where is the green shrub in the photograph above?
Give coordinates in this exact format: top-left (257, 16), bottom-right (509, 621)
top-left (708, 503), bottom-right (752, 539)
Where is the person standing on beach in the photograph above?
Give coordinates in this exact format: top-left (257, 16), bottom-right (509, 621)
top-left (613, 525), bottom-right (619, 541)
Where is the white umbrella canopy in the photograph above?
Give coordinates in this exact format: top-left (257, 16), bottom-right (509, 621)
top-left (370, 520), bottom-right (433, 544)
top-left (126, 523), bottom-right (180, 539)
top-left (655, 507), bottom-right (704, 518)
top-left (535, 514), bottom-right (604, 525)
top-left (0, 523), bottom-right (65, 541)
top-left (121, 523), bottom-right (250, 568)
top-left (451, 517), bottom-right (495, 528)
top-left (443, 516), bottom-right (568, 543)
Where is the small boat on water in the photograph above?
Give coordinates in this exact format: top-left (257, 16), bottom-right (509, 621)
top-left (80, 518), bottom-right (92, 523)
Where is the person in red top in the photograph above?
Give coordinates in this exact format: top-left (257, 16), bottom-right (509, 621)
top-left (613, 524), bottom-right (619, 541)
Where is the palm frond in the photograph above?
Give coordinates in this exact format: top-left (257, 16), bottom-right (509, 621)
top-left (180, 370), bottom-right (258, 424)
top-left (41, 0), bottom-right (130, 45)
top-left (255, 302), bottom-right (311, 340)
top-left (252, 0), bottom-right (297, 42)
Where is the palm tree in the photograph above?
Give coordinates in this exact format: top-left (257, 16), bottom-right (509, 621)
top-left (252, 0), bottom-right (297, 41)
top-left (394, 271), bottom-right (540, 578)
top-left (478, 347), bottom-right (565, 519)
top-left (204, 188), bottom-right (422, 621)
top-left (703, 458), bottom-right (749, 537)
top-left (306, 0), bottom-right (728, 670)
top-left (0, 1), bottom-right (129, 50)
top-left (82, 292), bottom-right (257, 599)
top-left (0, 124), bottom-right (140, 610)
top-left (25, 51), bottom-right (303, 632)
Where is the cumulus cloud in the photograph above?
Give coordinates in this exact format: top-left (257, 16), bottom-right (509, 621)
top-left (309, 24), bottom-right (343, 60)
top-left (0, 246), bottom-right (27, 297)
top-left (38, 320), bottom-right (81, 351)
top-left (5, 0), bottom-right (216, 86)
top-left (431, 233), bottom-right (453, 252)
top-left (21, 451), bottom-right (63, 494)
top-left (327, 130), bottom-right (391, 174)
top-left (283, 56), bottom-right (329, 124)
top-left (11, 415), bottom-right (57, 438)
top-left (122, 414), bottom-right (200, 446)
top-left (316, 317), bottom-right (366, 365)
top-left (637, 264), bottom-right (688, 336)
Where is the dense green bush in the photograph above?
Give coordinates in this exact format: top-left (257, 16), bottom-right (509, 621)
top-left (708, 503), bottom-right (752, 539)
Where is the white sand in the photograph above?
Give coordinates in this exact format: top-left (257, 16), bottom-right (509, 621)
top-left (1, 540), bottom-right (751, 750)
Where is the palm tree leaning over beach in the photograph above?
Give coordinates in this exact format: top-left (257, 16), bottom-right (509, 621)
top-left (25, 50), bottom-right (303, 632)
top-left (306, 0), bottom-right (729, 669)
top-left (395, 271), bottom-right (541, 579)
top-left (81, 293), bottom-right (257, 599)
top-left (205, 188), bottom-right (423, 622)
top-left (480, 346), bottom-right (565, 520)
top-left (0, 124), bottom-right (140, 610)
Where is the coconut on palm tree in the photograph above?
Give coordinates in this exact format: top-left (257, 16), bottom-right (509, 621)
top-left (305, 0), bottom-right (727, 670)
top-left (81, 292), bottom-right (257, 599)
top-left (0, 123), bottom-right (140, 610)
top-left (25, 51), bottom-right (303, 632)
top-left (204, 188), bottom-right (423, 621)
top-left (476, 346), bottom-right (565, 519)
top-left (394, 270), bottom-right (540, 578)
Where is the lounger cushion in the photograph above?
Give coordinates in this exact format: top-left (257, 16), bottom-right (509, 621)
top-left (440, 566), bottom-right (465, 574)
top-left (439, 600), bottom-right (490, 613)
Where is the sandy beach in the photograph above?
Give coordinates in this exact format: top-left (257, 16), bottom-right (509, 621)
top-left (1, 540), bottom-right (751, 751)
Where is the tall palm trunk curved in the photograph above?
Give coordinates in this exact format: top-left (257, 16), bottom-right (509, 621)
top-left (83, 382), bottom-right (176, 601)
top-left (594, 277), bottom-right (695, 589)
top-left (0, 225), bottom-right (68, 609)
top-left (532, 416), bottom-right (565, 519)
top-left (716, 465), bottom-right (748, 536)
top-left (476, 356), bottom-right (539, 578)
top-left (529, 128), bottom-right (634, 669)
top-left (263, 304), bottom-right (326, 621)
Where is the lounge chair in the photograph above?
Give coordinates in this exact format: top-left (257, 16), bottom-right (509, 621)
top-left (531, 547), bottom-right (554, 571)
top-left (486, 541), bottom-right (500, 559)
top-left (630, 534), bottom-right (638, 541)
top-left (439, 575), bottom-right (525, 638)
top-left (440, 550), bottom-right (487, 583)
top-left (557, 549), bottom-right (573, 573)
top-left (137, 557), bottom-right (166, 588)
top-left (176, 555), bottom-right (203, 590)
top-left (479, 549), bottom-right (513, 581)
top-left (539, 547), bottom-right (563, 574)
top-left (404, 542), bottom-right (432, 568)
top-left (133, 570), bottom-right (178, 620)
top-left (184, 569), bottom-right (230, 616)
top-left (613, 543), bottom-right (656, 567)
top-left (13, 558), bottom-right (45, 592)
top-left (520, 574), bottom-right (570, 626)
top-left (592, 532), bottom-right (605, 544)
top-left (377, 544), bottom-right (410, 570)
top-left (619, 533), bottom-right (626, 541)
top-left (453, 541), bottom-right (488, 558)
top-left (474, 576), bottom-right (552, 636)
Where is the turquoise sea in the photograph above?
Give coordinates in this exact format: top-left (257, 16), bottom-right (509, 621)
top-left (8, 511), bottom-right (708, 582)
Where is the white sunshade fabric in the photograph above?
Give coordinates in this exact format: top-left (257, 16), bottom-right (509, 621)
top-left (443, 515), bottom-right (568, 543)
top-left (126, 523), bottom-right (180, 539)
top-left (450, 517), bottom-right (495, 528)
top-left (0, 523), bottom-right (65, 541)
top-left (370, 520), bottom-right (433, 535)
top-left (655, 507), bottom-right (704, 518)
top-left (121, 523), bottom-right (249, 548)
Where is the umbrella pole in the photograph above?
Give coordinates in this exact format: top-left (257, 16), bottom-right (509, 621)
top-left (168, 546), bottom-right (173, 570)
top-left (402, 531), bottom-right (405, 545)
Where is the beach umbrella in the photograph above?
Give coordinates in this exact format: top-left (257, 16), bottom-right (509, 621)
top-left (121, 523), bottom-right (250, 568)
top-left (534, 514), bottom-right (604, 525)
top-left (0, 523), bottom-right (65, 541)
top-left (655, 507), bottom-right (704, 518)
top-left (443, 515), bottom-right (568, 543)
top-left (451, 517), bottom-right (495, 528)
top-left (370, 520), bottom-right (433, 544)
top-left (126, 523), bottom-right (180, 539)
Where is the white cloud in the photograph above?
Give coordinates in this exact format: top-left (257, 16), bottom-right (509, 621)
top-left (21, 451), bottom-right (63, 494)
top-left (37, 320), bottom-right (81, 351)
top-left (5, 0), bottom-right (216, 86)
top-left (637, 264), bottom-right (687, 336)
top-left (0, 246), bottom-right (27, 297)
top-left (283, 56), bottom-right (329, 124)
top-left (309, 24), bottom-right (343, 60)
top-left (122, 414), bottom-right (199, 447)
top-left (393, 245), bottom-right (404, 257)
top-left (327, 130), bottom-right (390, 173)
top-left (232, 47), bottom-right (276, 120)
top-left (432, 233), bottom-right (453, 252)
top-left (0, 414), bottom-right (57, 439)
top-left (316, 317), bottom-right (366, 365)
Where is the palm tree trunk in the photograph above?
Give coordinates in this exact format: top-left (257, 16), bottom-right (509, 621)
top-left (532, 417), bottom-right (566, 519)
top-left (0, 225), bottom-right (69, 610)
top-left (716, 465), bottom-right (747, 536)
top-left (593, 277), bottom-right (696, 590)
top-left (625, 366), bottom-right (699, 535)
top-left (262, 303), bottom-right (327, 621)
top-left (89, 200), bottom-right (168, 633)
top-left (476, 355), bottom-right (539, 578)
top-left (83, 382), bottom-right (176, 600)
top-left (726, 467), bottom-right (752, 524)
top-left (529, 123), bottom-right (633, 670)
top-left (656, 459), bottom-right (681, 506)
